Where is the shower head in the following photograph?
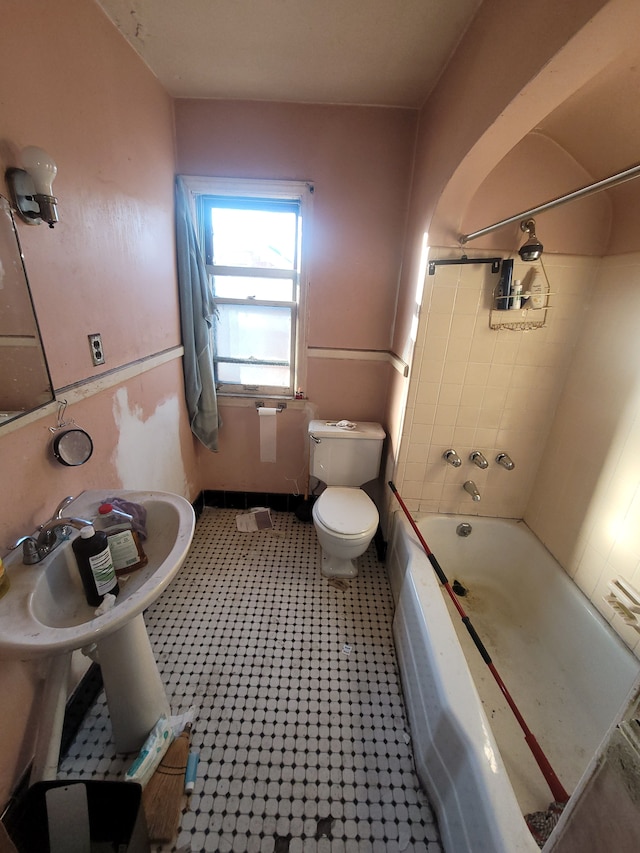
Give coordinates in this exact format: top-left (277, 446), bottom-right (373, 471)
top-left (518, 218), bottom-right (544, 261)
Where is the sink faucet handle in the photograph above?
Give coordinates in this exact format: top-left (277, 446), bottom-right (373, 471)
top-left (8, 534), bottom-right (35, 551)
top-left (52, 496), bottom-right (75, 519)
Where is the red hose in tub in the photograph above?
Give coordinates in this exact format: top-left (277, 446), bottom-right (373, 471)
top-left (388, 481), bottom-right (570, 805)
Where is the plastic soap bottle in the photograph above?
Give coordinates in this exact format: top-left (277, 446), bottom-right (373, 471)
top-left (511, 280), bottom-right (523, 309)
top-left (72, 525), bottom-right (119, 607)
top-left (94, 503), bottom-right (148, 575)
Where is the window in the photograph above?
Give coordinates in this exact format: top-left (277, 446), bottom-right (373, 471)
top-left (184, 177), bottom-right (312, 398)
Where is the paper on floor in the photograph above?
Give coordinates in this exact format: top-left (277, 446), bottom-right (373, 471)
top-left (235, 508), bottom-right (273, 532)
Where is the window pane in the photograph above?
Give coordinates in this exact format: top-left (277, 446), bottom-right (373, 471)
top-left (213, 275), bottom-right (294, 301)
top-left (214, 303), bottom-right (292, 363)
top-left (216, 361), bottom-right (291, 389)
top-left (210, 208), bottom-right (297, 269)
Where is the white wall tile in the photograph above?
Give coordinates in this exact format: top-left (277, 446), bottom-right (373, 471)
top-left (395, 251), bottom-right (612, 581)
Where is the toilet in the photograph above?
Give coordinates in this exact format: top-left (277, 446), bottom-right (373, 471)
top-left (308, 420), bottom-right (385, 578)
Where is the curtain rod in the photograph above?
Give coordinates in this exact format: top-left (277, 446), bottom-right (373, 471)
top-left (459, 162), bottom-right (640, 245)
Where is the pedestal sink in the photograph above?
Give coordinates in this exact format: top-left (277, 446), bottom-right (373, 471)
top-left (0, 490), bottom-right (195, 779)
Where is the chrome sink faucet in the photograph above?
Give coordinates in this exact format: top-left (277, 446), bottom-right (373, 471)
top-left (11, 496), bottom-right (91, 565)
top-left (463, 481), bottom-right (481, 502)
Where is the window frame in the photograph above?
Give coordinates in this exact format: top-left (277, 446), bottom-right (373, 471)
top-left (181, 176), bottom-right (312, 399)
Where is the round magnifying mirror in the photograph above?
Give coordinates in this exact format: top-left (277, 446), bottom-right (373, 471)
top-left (52, 428), bottom-right (94, 466)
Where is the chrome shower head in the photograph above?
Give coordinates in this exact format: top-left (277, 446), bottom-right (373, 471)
top-left (519, 218), bottom-right (544, 261)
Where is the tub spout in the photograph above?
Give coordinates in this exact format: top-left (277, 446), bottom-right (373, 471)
top-left (463, 480), bottom-right (481, 502)
top-left (443, 449), bottom-right (462, 468)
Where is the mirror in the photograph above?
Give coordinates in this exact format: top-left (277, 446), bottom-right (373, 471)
top-left (0, 193), bottom-right (54, 424)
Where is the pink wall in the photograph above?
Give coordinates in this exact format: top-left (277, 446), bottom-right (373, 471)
top-left (176, 100), bottom-right (416, 352)
top-left (2, 0), bottom-right (636, 820)
top-left (175, 99), bottom-right (416, 491)
top-left (391, 0), bottom-right (611, 364)
top-left (386, 0), bottom-right (640, 503)
top-left (0, 0), bottom-right (199, 804)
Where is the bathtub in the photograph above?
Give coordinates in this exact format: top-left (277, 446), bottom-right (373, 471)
top-left (388, 512), bottom-right (640, 853)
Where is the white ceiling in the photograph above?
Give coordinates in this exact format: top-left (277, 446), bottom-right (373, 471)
top-left (95, 1), bottom-right (640, 190)
top-left (96, 0), bottom-right (482, 107)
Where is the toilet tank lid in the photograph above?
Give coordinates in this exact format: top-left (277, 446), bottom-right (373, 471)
top-left (315, 487), bottom-right (379, 534)
top-left (308, 420), bottom-right (385, 439)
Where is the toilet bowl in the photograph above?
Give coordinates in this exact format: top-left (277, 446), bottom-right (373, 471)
top-left (312, 486), bottom-right (379, 578)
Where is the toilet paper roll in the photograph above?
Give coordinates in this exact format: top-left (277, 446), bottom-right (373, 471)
top-left (258, 406), bottom-right (277, 462)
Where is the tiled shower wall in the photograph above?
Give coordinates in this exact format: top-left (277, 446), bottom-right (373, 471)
top-left (395, 247), bottom-right (640, 659)
top-left (396, 248), bottom-right (599, 518)
top-left (527, 252), bottom-right (640, 658)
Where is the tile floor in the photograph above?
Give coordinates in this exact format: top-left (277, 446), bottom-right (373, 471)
top-left (59, 507), bottom-right (443, 853)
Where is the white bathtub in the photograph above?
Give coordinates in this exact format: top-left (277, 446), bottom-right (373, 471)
top-left (388, 512), bottom-right (640, 853)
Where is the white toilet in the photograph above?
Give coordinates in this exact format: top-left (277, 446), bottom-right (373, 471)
top-left (308, 420), bottom-right (385, 578)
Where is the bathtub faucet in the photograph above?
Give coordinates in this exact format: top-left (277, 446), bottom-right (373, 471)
top-left (469, 451), bottom-right (489, 469)
top-left (463, 481), bottom-right (481, 502)
top-left (443, 449), bottom-right (462, 468)
top-left (496, 452), bottom-right (515, 470)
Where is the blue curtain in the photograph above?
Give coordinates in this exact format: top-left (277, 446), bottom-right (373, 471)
top-left (175, 177), bottom-right (220, 451)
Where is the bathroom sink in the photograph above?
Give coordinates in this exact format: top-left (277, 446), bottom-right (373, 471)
top-left (0, 490), bottom-right (195, 659)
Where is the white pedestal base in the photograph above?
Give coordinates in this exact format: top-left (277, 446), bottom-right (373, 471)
top-left (31, 654), bottom-right (72, 782)
top-left (31, 612), bottom-right (171, 784)
top-left (98, 613), bottom-right (171, 753)
top-left (96, 613), bottom-right (170, 754)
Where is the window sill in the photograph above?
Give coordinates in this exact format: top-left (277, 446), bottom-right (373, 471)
top-left (216, 396), bottom-right (311, 410)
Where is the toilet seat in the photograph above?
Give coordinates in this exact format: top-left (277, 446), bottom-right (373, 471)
top-left (314, 487), bottom-right (378, 536)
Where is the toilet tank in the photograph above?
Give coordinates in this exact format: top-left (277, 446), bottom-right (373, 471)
top-left (308, 420), bottom-right (385, 487)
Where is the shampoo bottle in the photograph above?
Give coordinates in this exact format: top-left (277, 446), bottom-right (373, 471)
top-left (72, 525), bottom-right (119, 607)
top-left (529, 269), bottom-right (545, 309)
top-left (511, 280), bottom-right (523, 309)
top-left (94, 503), bottom-right (148, 575)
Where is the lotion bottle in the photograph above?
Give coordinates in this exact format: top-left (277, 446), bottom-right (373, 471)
top-left (529, 269), bottom-right (545, 309)
top-left (72, 525), bottom-right (119, 607)
top-left (511, 280), bottom-right (523, 309)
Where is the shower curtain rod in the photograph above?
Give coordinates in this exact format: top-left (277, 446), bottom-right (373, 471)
top-left (459, 162), bottom-right (640, 245)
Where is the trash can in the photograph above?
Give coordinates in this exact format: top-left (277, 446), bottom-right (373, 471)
top-left (6, 780), bottom-right (149, 852)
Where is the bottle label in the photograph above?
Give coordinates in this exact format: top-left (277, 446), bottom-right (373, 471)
top-left (88, 546), bottom-right (118, 594)
top-left (108, 530), bottom-right (143, 570)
